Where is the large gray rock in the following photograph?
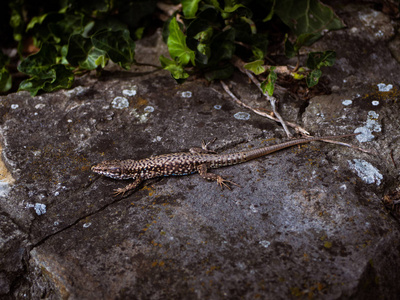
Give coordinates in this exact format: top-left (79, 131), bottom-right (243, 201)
top-left (1, 3), bottom-right (399, 300)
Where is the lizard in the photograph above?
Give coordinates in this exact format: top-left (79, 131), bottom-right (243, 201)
top-left (91, 133), bottom-right (359, 196)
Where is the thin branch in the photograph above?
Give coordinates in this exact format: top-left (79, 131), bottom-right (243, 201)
top-left (231, 56), bottom-right (293, 137)
top-left (320, 139), bottom-right (378, 155)
top-left (220, 81), bottom-right (309, 135)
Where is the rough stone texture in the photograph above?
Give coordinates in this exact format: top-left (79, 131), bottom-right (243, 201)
top-left (1, 3), bottom-right (400, 300)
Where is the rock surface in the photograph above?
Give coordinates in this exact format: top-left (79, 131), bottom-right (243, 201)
top-left (1, 3), bottom-right (400, 299)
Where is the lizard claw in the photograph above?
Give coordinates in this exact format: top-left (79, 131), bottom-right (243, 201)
top-left (216, 176), bottom-right (241, 190)
top-left (201, 138), bottom-right (217, 153)
top-left (113, 188), bottom-right (125, 197)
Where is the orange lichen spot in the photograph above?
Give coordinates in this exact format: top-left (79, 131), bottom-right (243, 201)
top-left (136, 97), bottom-right (149, 107)
top-left (303, 253), bottom-right (310, 262)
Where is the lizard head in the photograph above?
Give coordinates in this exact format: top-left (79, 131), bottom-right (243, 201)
top-left (91, 160), bottom-right (135, 180)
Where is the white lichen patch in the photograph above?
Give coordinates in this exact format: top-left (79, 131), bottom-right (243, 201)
top-left (234, 112), bottom-right (250, 120)
top-left (111, 96), bottom-right (129, 109)
top-left (34, 203), bottom-right (47, 215)
top-left (355, 111), bottom-right (381, 142)
top-left (26, 203), bottom-right (47, 215)
top-left (180, 91), bottom-right (192, 98)
top-left (122, 85), bottom-right (138, 96)
top-left (152, 136), bottom-right (162, 142)
top-left (129, 108), bottom-right (152, 123)
top-left (377, 83), bottom-right (393, 92)
top-left (143, 106), bottom-right (154, 113)
top-left (259, 240), bottom-right (271, 248)
top-left (83, 222), bottom-right (92, 228)
top-left (342, 100), bottom-right (352, 106)
top-left (347, 159), bottom-right (382, 186)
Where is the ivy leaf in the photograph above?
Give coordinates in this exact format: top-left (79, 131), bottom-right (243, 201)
top-left (0, 51), bottom-right (11, 92)
top-left (292, 67), bottom-right (306, 80)
top-left (182, 0), bottom-right (201, 18)
top-left (284, 36), bottom-right (296, 58)
top-left (167, 17), bottom-right (195, 66)
top-left (274, 0), bottom-right (344, 38)
top-left (306, 50), bottom-right (336, 69)
top-left (67, 34), bottom-right (93, 67)
top-left (262, 0), bottom-right (276, 22)
top-left (260, 67), bottom-right (277, 96)
top-left (80, 48), bottom-right (108, 70)
top-left (0, 68), bottom-right (11, 93)
top-left (18, 44), bottom-right (57, 76)
top-left (159, 55), bottom-right (189, 80)
top-left (92, 29), bottom-right (135, 69)
top-left (204, 64), bottom-right (234, 81)
top-left (209, 28), bottom-right (235, 63)
top-left (244, 60), bottom-right (266, 75)
top-left (306, 69), bottom-right (322, 87)
top-left (224, 4), bottom-right (246, 13)
top-left (19, 64), bottom-right (74, 96)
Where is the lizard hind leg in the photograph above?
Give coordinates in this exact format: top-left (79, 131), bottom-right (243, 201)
top-left (197, 164), bottom-right (240, 190)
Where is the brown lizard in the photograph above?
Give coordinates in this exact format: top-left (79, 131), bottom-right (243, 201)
top-left (91, 133), bottom-right (359, 195)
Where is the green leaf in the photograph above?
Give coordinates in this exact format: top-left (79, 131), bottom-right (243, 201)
top-left (295, 33), bottom-right (320, 48)
top-left (9, 2), bottom-right (25, 43)
top-left (224, 4), bottom-right (246, 13)
top-left (80, 48), bottom-right (108, 70)
top-left (306, 50), bottom-right (336, 69)
top-left (92, 29), bottom-right (135, 69)
top-left (204, 64), bottom-right (234, 81)
top-left (306, 69), bottom-right (322, 87)
top-left (284, 35), bottom-right (296, 58)
top-left (182, 0), bottom-right (201, 18)
top-left (159, 55), bottom-right (189, 80)
top-left (19, 64), bottom-right (74, 96)
top-left (252, 47), bottom-right (265, 60)
top-left (292, 67), bottom-right (306, 80)
top-left (260, 67), bottom-right (277, 96)
top-left (262, 0), bottom-right (276, 22)
top-left (26, 14), bottom-right (48, 31)
top-left (197, 43), bottom-right (210, 58)
top-left (167, 17), bottom-right (196, 66)
top-left (0, 51), bottom-right (11, 91)
top-left (66, 34), bottom-right (93, 67)
top-left (205, 0), bottom-right (222, 12)
top-left (18, 44), bottom-right (57, 76)
top-left (240, 16), bottom-right (256, 34)
top-left (209, 28), bottom-right (235, 63)
top-left (244, 60), bottom-right (266, 75)
top-left (67, 34), bottom-right (108, 69)
top-left (193, 27), bottom-right (214, 43)
top-left (274, 0), bottom-right (345, 38)
top-left (0, 68), bottom-right (12, 92)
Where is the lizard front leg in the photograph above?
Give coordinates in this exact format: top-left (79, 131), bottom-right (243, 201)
top-left (113, 177), bottom-right (143, 196)
top-left (197, 164), bottom-right (240, 190)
